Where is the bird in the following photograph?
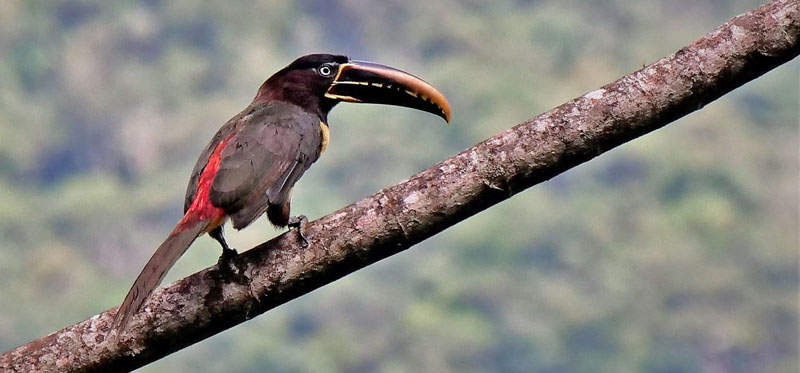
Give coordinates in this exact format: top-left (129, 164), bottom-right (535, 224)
top-left (112, 54), bottom-right (451, 334)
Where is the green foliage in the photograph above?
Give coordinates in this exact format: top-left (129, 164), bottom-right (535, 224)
top-left (0, 1), bottom-right (796, 371)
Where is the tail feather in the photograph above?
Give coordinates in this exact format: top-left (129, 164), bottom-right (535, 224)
top-left (113, 218), bottom-right (209, 335)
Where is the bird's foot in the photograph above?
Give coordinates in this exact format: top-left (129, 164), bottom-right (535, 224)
top-left (219, 246), bottom-right (238, 262)
top-left (217, 246), bottom-right (239, 274)
top-left (288, 215), bottom-right (309, 248)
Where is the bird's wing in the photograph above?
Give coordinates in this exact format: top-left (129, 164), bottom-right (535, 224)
top-left (209, 103), bottom-right (322, 229)
top-left (185, 137), bottom-right (223, 214)
top-left (184, 107), bottom-right (251, 213)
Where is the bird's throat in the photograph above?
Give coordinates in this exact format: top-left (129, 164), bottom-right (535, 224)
top-left (320, 121), bottom-right (329, 154)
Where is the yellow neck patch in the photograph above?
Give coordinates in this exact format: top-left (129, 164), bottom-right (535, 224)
top-left (319, 121), bottom-right (329, 154)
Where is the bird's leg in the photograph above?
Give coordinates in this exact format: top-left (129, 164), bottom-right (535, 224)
top-left (209, 225), bottom-right (251, 285)
top-left (287, 215), bottom-right (309, 248)
top-left (210, 226), bottom-right (237, 267)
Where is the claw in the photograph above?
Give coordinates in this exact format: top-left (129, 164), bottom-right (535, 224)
top-left (218, 247), bottom-right (238, 263)
top-left (217, 247), bottom-right (239, 274)
top-left (288, 215), bottom-right (309, 248)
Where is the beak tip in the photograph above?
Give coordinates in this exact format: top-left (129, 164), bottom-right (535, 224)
top-left (441, 103), bottom-right (452, 124)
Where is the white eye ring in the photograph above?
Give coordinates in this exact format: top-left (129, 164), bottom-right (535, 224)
top-left (318, 65), bottom-right (333, 77)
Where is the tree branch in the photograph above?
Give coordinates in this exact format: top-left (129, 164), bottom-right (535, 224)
top-left (3, 0), bottom-right (798, 371)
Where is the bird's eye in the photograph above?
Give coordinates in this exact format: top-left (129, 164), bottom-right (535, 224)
top-left (318, 65), bottom-right (334, 77)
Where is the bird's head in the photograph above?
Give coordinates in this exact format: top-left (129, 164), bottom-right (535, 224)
top-left (254, 54), bottom-right (451, 123)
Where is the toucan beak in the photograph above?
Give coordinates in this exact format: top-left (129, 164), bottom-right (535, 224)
top-left (324, 61), bottom-right (451, 123)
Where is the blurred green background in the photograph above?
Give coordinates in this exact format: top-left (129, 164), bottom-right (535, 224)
top-left (0, 1), bottom-right (797, 372)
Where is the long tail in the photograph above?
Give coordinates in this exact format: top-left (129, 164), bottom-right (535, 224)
top-left (112, 217), bottom-right (210, 335)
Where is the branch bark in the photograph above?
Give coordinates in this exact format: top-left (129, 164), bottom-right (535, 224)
top-left (3, 1), bottom-right (798, 371)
